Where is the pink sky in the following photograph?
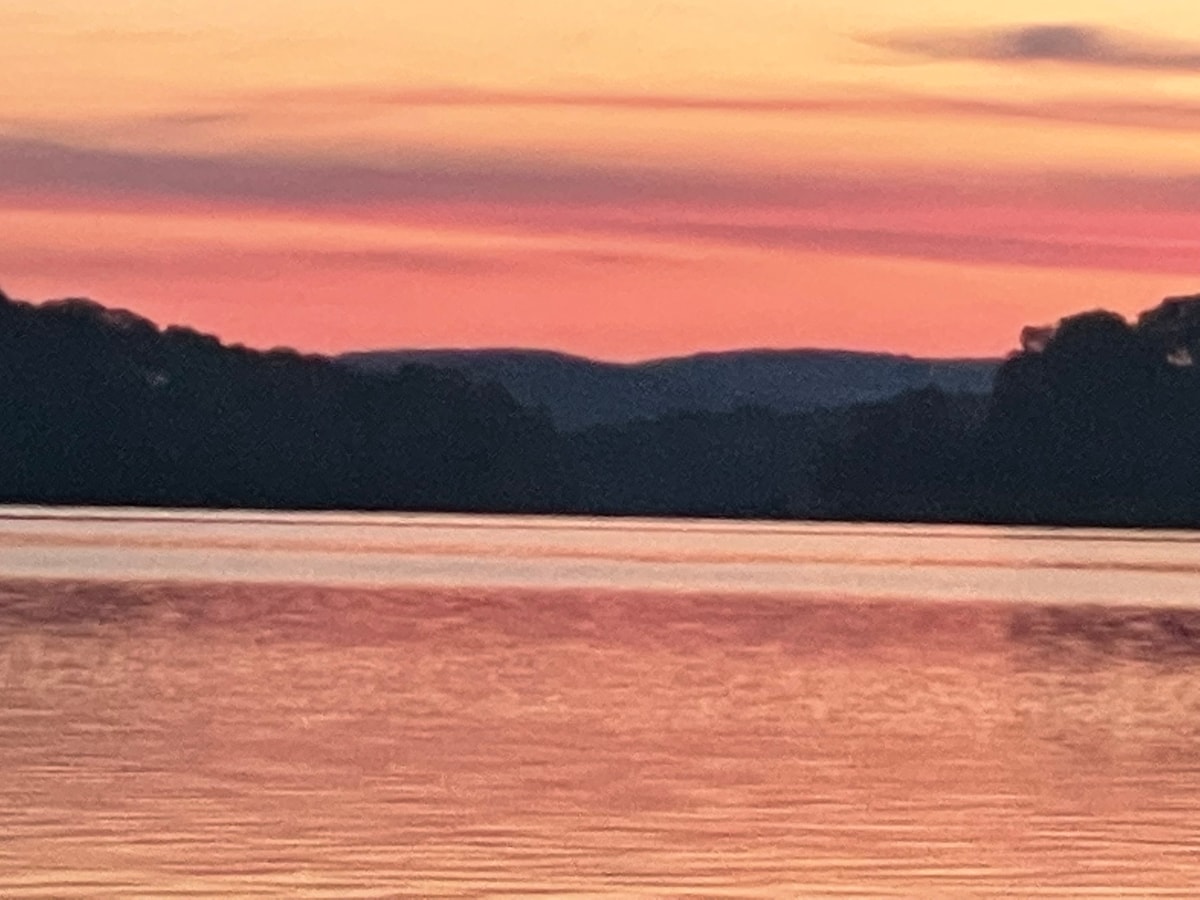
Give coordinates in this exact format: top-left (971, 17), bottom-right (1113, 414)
top-left (3, 1), bottom-right (1199, 358)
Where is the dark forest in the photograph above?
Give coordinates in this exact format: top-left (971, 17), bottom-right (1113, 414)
top-left (4, 288), bottom-right (1200, 528)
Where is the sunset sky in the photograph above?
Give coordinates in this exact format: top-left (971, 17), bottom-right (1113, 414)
top-left (3, 0), bottom-right (1199, 358)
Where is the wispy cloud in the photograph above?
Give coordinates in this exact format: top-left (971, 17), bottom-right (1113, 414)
top-left (0, 244), bottom-right (510, 279)
top-left (609, 220), bottom-right (1200, 276)
top-left (1, 227), bottom-right (673, 282)
top-left (261, 86), bottom-right (886, 114)
top-left (137, 111), bottom-right (249, 129)
top-left (13, 84), bottom-right (1200, 157)
top-left (4, 135), bottom-right (1199, 276)
top-left (204, 84), bottom-right (1200, 134)
top-left (0, 134), bottom-right (921, 210)
top-left (869, 23), bottom-right (1200, 71)
top-left (5, 134), bottom-right (1200, 213)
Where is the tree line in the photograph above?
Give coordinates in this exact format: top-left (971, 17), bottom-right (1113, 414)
top-left (3, 288), bottom-right (1200, 527)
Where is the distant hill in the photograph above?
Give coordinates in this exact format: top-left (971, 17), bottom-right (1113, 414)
top-left (339, 348), bottom-right (1000, 429)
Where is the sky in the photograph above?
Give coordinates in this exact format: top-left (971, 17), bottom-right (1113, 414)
top-left (3, 0), bottom-right (1199, 359)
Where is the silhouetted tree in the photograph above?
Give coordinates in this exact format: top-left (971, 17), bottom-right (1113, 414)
top-left (815, 387), bottom-right (986, 521)
top-left (0, 292), bottom-right (565, 512)
top-left (982, 310), bottom-right (1173, 521)
top-left (7, 288), bottom-right (1200, 527)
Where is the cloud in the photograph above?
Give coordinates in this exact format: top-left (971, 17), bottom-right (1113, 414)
top-left (14, 84), bottom-right (1200, 162)
top-left (981, 97), bottom-right (1200, 132)
top-left (0, 245), bottom-right (511, 279)
top-left (607, 220), bottom-right (1200, 276)
top-left (0, 134), bottom-right (932, 210)
top-left (261, 85), bottom-right (885, 114)
top-left (869, 23), bottom-right (1200, 71)
top-left (136, 111), bottom-right (249, 129)
top-left (6, 133), bottom-right (1200, 215)
top-left (0, 232), bottom-right (673, 283)
top-left (3, 135), bottom-right (1200, 276)
top-left (198, 84), bottom-right (1200, 136)
top-left (419, 88), bottom-right (1200, 133)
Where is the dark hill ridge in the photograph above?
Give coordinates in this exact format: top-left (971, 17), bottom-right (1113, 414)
top-left (0, 291), bottom-right (562, 510)
top-left (8, 287), bottom-right (1200, 527)
top-left (340, 347), bottom-right (1000, 429)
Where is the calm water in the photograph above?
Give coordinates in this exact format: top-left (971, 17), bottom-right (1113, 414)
top-left (2, 509), bottom-right (1200, 898)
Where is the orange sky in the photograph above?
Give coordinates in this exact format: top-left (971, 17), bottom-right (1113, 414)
top-left (3, 0), bottom-right (1199, 358)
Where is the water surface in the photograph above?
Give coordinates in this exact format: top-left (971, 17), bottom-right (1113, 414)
top-left (2, 509), bottom-right (1199, 897)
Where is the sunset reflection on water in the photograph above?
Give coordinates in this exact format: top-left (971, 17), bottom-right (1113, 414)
top-left (2, 512), bottom-right (1199, 897)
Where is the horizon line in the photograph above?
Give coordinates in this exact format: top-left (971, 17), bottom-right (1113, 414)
top-left (5, 289), bottom-right (1018, 365)
top-left (340, 345), bottom-right (1006, 367)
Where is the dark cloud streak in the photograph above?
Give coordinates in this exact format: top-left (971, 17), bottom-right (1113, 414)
top-left (0, 134), bottom-right (974, 210)
top-left (871, 23), bottom-right (1200, 71)
top-left (5, 134), bottom-right (1200, 213)
top-left (4, 135), bottom-right (1200, 276)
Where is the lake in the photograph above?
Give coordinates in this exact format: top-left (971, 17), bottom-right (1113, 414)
top-left (2, 508), bottom-right (1200, 897)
